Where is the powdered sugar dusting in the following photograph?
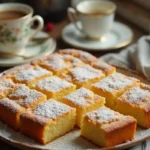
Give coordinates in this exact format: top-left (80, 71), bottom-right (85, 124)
top-left (34, 100), bottom-right (72, 119)
top-left (93, 73), bottom-right (138, 92)
top-left (79, 52), bottom-right (97, 63)
top-left (37, 76), bottom-right (74, 92)
top-left (0, 79), bottom-right (14, 91)
top-left (0, 98), bottom-right (23, 113)
top-left (9, 85), bottom-right (45, 108)
top-left (93, 61), bottom-right (114, 72)
top-left (43, 54), bottom-right (66, 70)
top-left (64, 88), bottom-right (94, 107)
top-left (70, 65), bottom-right (104, 82)
top-left (62, 54), bottom-right (84, 67)
top-left (15, 66), bottom-right (51, 82)
top-left (87, 107), bottom-right (119, 124)
top-left (120, 86), bottom-right (150, 104)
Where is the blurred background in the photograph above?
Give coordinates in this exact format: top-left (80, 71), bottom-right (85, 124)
top-left (0, 0), bottom-right (149, 33)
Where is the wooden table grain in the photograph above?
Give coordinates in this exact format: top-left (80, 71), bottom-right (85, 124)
top-left (0, 17), bottom-right (147, 150)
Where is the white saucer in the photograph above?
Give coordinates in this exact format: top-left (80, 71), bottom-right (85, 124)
top-left (61, 21), bottom-right (133, 51)
top-left (0, 31), bottom-right (56, 67)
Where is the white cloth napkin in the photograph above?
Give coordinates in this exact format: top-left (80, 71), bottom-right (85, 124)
top-left (100, 35), bottom-right (150, 79)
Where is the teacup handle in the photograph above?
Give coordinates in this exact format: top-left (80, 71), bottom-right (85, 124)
top-left (29, 15), bottom-right (44, 40)
top-left (68, 7), bottom-right (83, 33)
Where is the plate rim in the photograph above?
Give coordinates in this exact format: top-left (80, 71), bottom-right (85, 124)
top-left (61, 21), bottom-right (133, 51)
top-left (0, 36), bottom-right (56, 67)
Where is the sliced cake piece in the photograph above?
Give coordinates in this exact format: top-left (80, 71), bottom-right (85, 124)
top-left (0, 77), bottom-right (15, 98)
top-left (59, 49), bottom-right (98, 64)
top-left (67, 65), bottom-right (105, 89)
top-left (8, 84), bottom-right (46, 109)
top-left (35, 76), bottom-right (76, 100)
top-left (81, 107), bottom-right (136, 147)
top-left (92, 73), bottom-right (140, 109)
top-left (20, 99), bottom-right (76, 144)
top-left (0, 98), bottom-right (25, 130)
top-left (115, 84), bottom-right (150, 128)
top-left (61, 88), bottom-right (105, 128)
top-left (11, 65), bottom-right (52, 88)
top-left (91, 60), bottom-right (116, 76)
top-left (39, 53), bottom-right (84, 75)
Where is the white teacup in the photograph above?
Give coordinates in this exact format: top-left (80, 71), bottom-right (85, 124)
top-left (68, 0), bottom-right (116, 40)
top-left (0, 3), bottom-right (44, 54)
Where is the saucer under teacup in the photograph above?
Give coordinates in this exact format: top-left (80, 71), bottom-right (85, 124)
top-left (0, 30), bottom-right (56, 67)
top-left (61, 21), bottom-right (133, 51)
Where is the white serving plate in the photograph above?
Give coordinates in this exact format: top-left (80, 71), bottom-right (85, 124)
top-left (0, 67), bottom-right (149, 150)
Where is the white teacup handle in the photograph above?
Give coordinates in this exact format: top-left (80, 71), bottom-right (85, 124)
top-left (29, 15), bottom-right (44, 40)
top-left (68, 7), bottom-right (83, 33)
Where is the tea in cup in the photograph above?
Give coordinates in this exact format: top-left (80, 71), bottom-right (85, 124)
top-left (0, 3), bottom-right (44, 54)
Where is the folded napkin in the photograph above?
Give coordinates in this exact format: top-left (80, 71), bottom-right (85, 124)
top-left (100, 35), bottom-right (150, 79)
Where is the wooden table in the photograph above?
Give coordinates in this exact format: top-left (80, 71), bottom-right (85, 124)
top-left (0, 17), bottom-right (147, 149)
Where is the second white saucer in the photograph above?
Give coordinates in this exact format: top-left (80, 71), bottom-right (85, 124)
top-left (61, 21), bottom-right (133, 51)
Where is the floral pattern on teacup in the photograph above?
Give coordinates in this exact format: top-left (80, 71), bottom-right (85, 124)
top-left (0, 23), bottom-right (30, 44)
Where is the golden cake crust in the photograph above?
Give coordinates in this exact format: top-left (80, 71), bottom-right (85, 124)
top-left (91, 60), bottom-right (116, 76)
top-left (68, 65), bottom-right (105, 89)
top-left (62, 87), bottom-right (105, 127)
top-left (116, 84), bottom-right (150, 128)
top-left (20, 99), bottom-right (76, 144)
top-left (0, 98), bottom-right (25, 130)
top-left (59, 49), bottom-right (98, 64)
top-left (81, 107), bottom-right (136, 147)
top-left (35, 76), bottom-right (76, 100)
top-left (92, 73), bottom-right (140, 108)
top-left (39, 53), bottom-right (85, 75)
top-left (11, 66), bottom-right (52, 87)
top-left (0, 77), bottom-right (15, 98)
top-left (8, 84), bottom-right (47, 109)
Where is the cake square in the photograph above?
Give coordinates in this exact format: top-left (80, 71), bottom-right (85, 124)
top-left (115, 84), bottom-right (150, 128)
top-left (8, 84), bottom-right (46, 109)
top-left (0, 98), bottom-right (25, 130)
top-left (81, 107), bottom-right (136, 147)
top-left (2, 64), bottom-right (31, 78)
top-left (91, 60), bottom-right (116, 76)
top-left (0, 77), bottom-right (15, 98)
top-left (59, 49), bottom-right (98, 64)
top-left (62, 87), bottom-right (105, 128)
top-left (35, 76), bottom-right (76, 100)
top-left (68, 65), bottom-right (105, 89)
top-left (11, 65), bottom-right (52, 88)
top-left (20, 99), bottom-right (76, 144)
top-left (39, 53), bottom-right (84, 75)
top-left (92, 73), bottom-right (140, 108)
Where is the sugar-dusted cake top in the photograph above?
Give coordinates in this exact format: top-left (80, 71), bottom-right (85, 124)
top-left (14, 66), bottom-right (51, 82)
top-left (86, 107), bottom-right (119, 125)
top-left (34, 99), bottom-right (73, 119)
top-left (0, 98), bottom-right (24, 113)
top-left (93, 73), bottom-right (139, 92)
top-left (37, 76), bottom-right (75, 92)
top-left (70, 65), bottom-right (105, 82)
top-left (119, 86), bottom-right (150, 105)
top-left (0, 78), bottom-right (15, 92)
top-left (9, 84), bottom-right (45, 108)
top-left (92, 60), bottom-right (115, 72)
top-left (42, 54), bottom-right (67, 70)
top-left (64, 87), bottom-right (97, 107)
top-left (59, 49), bottom-right (98, 64)
top-left (61, 54), bottom-right (84, 67)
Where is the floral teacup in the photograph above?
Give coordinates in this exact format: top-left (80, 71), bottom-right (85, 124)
top-left (0, 3), bottom-right (44, 54)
